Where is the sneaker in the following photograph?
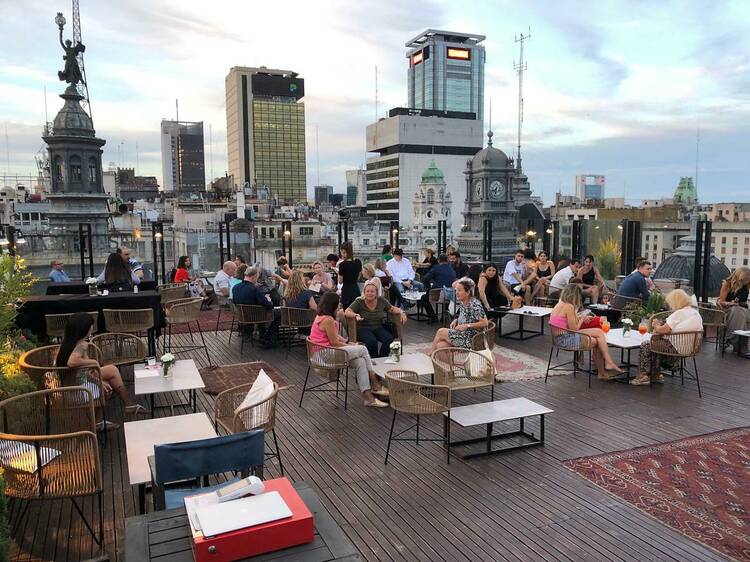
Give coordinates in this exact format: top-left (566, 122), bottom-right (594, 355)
top-left (629, 376), bottom-right (651, 386)
top-left (372, 387), bottom-right (390, 397)
top-left (365, 398), bottom-right (389, 408)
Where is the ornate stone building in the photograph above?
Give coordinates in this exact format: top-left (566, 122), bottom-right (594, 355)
top-left (409, 160), bottom-right (452, 249)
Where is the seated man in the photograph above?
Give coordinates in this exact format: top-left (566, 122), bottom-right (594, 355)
top-left (212, 261), bottom-right (237, 306)
top-left (502, 250), bottom-right (529, 302)
top-left (421, 253), bottom-right (457, 319)
top-left (48, 260), bottom-right (71, 282)
top-left (548, 258), bottom-right (580, 299)
top-left (232, 267), bottom-right (278, 346)
top-left (615, 260), bottom-right (652, 306)
top-left (386, 249), bottom-right (424, 308)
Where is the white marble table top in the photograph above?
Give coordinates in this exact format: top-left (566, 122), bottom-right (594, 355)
top-left (372, 352), bottom-right (434, 378)
top-left (134, 359), bottom-right (205, 396)
top-left (606, 328), bottom-right (651, 349)
top-left (504, 305), bottom-right (552, 317)
top-left (446, 398), bottom-right (553, 427)
top-left (401, 291), bottom-right (426, 302)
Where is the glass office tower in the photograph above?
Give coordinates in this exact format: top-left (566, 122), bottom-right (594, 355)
top-left (406, 30), bottom-right (486, 122)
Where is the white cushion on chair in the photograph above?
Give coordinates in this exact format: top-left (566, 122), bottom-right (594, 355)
top-left (235, 370), bottom-right (274, 415)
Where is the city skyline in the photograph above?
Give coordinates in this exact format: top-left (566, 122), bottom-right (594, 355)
top-left (2, 0), bottom-right (749, 205)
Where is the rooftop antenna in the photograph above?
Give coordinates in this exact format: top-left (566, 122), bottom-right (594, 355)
top-left (694, 127), bottom-right (700, 198)
top-left (135, 140), bottom-right (139, 173)
top-left (488, 98), bottom-right (492, 140)
top-left (43, 86), bottom-right (49, 126)
top-left (72, 0), bottom-right (92, 121)
top-left (4, 124), bottom-right (10, 177)
top-left (514, 28), bottom-right (531, 171)
top-left (375, 65), bottom-right (379, 120)
top-left (209, 123), bottom-right (214, 185)
top-left (315, 124), bottom-right (320, 187)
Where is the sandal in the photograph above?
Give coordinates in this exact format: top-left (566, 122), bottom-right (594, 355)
top-left (365, 399), bottom-right (389, 408)
top-left (372, 387), bottom-right (390, 397)
top-left (125, 404), bottom-right (150, 415)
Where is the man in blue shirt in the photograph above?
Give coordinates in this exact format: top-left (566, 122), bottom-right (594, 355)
top-left (421, 254), bottom-right (457, 320)
top-left (232, 267), bottom-right (277, 346)
top-left (617, 260), bottom-right (652, 304)
top-left (48, 260), bottom-right (71, 283)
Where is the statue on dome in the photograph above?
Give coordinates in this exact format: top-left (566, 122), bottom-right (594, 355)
top-left (55, 12), bottom-right (86, 86)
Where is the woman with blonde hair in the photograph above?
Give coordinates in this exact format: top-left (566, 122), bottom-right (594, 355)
top-left (549, 284), bottom-right (623, 379)
top-left (631, 289), bottom-right (703, 385)
top-left (283, 269), bottom-right (317, 310)
top-left (361, 264), bottom-right (384, 296)
top-left (718, 266), bottom-right (750, 354)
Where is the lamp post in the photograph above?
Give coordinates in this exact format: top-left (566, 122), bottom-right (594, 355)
top-left (437, 219), bottom-right (447, 255)
top-left (525, 229), bottom-right (537, 251)
top-left (283, 221), bottom-right (293, 268)
top-left (482, 219), bottom-right (492, 263)
top-left (77, 223), bottom-right (94, 280)
top-left (390, 220), bottom-right (400, 250)
top-left (151, 222), bottom-right (166, 284)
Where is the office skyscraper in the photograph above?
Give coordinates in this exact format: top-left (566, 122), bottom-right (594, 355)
top-left (406, 30), bottom-right (486, 122)
top-left (225, 67), bottom-right (306, 203)
top-left (160, 120), bottom-right (206, 194)
top-left (575, 174), bottom-right (606, 201)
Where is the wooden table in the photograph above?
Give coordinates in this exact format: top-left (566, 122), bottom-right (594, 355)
top-left (124, 413), bottom-right (217, 514)
top-left (490, 305), bottom-right (552, 340)
top-left (134, 359), bottom-right (206, 417)
top-left (125, 482), bottom-right (362, 561)
top-left (606, 328), bottom-right (651, 382)
top-left (445, 398), bottom-right (553, 459)
top-left (372, 352), bottom-right (434, 381)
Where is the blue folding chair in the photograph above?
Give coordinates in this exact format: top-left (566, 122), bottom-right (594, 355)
top-left (149, 430), bottom-right (265, 510)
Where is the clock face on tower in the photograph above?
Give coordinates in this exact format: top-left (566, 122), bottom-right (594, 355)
top-left (489, 180), bottom-right (504, 200)
top-left (474, 180), bottom-right (482, 199)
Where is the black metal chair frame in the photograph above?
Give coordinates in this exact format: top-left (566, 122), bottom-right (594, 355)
top-left (385, 410), bottom-right (451, 465)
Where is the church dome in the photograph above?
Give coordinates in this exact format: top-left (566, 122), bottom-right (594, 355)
top-left (421, 159), bottom-right (445, 183)
top-left (471, 131), bottom-right (509, 169)
top-left (52, 85), bottom-right (94, 137)
top-left (654, 255), bottom-right (729, 297)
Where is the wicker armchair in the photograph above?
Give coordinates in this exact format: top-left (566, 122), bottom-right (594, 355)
top-left (158, 283), bottom-right (188, 305)
top-left (234, 304), bottom-right (275, 353)
top-left (650, 330), bottom-right (703, 396)
top-left (214, 382), bottom-right (283, 474)
top-left (90, 332), bottom-right (146, 367)
top-left (428, 288), bottom-right (448, 324)
top-left (0, 387), bottom-right (103, 545)
top-left (471, 321), bottom-right (496, 352)
top-left (430, 347), bottom-right (495, 402)
top-left (279, 307), bottom-right (316, 355)
top-left (545, 326), bottom-right (595, 387)
top-left (696, 304), bottom-right (727, 353)
top-left (299, 337), bottom-right (352, 409)
top-left (345, 310), bottom-right (405, 344)
top-left (102, 308), bottom-right (155, 335)
top-left (610, 294), bottom-right (644, 313)
top-left (45, 311), bottom-right (99, 340)
top-left (163, 297), bottom-right (211, 365)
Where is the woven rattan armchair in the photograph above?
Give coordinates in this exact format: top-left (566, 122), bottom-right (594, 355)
top-left (214, 381), bottom-right (283, 474)
top-left (430, 347), bottom-right (495, 402)
top-left (90, 332), bottom-right (146, 367)
top-left (163, 297), bottom-right (211, 365)
top-left (345, 310), bottom-right (405, 344)
top-left (610, 294), bottom-right (644, 313)
top-left (384, 370), bottom-right (451, 465)
top-left (299, 337), bottom-right (352, 409)
top-left (428, 288), bottom-right (449, 324)
top-left (158, 283), bottom-right (188, 305)
top-left (103, 308), bottom-right (155, 335)
top-left (279, 307), bottom-right (316, 355)
top-left (0, 387), bottom-right (104, 546)
top-left (471, 321), bottom-right (496, 352)
top-left (45, 311), bottom-right (99, 340)
top-left (234, 304), bottom-right (274, 353)
top-left (545, 326), bottom-right (596, 387)
top-left (696, 304), bottom-right (727, 353)
top-left (650, 330), bottom-right (703, 396)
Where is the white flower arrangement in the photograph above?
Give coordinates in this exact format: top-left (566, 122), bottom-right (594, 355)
top-left (621, 318), bottom-right (633, 326)
top-left (389, 340), bottom-right (402, 352)
top-left (160, 352), bottom-right (176, 364)
top-left (85, 277), bottom-right (98, 285)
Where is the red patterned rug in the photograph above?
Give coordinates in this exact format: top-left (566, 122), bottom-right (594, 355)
top-left (565, 427), bottom-right (750, 561)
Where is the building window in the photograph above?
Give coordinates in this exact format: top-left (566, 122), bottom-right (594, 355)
top-left (88, 158), bottom-right (97, 183)
top-left (362, 239), bottom-right (369, 246)
top-left (645, 235), bottom-right (650, 241)
top-left (299, 227), bottom-right (313, 236)
top-left (732, 258), bottom-right (737, 265)
top-left (70, 155), bottom-right (82, 182)
top-left (721, 236), bottom-right (726, 244)
top-left (733, 237), bottom-right (738, 245)
top-left (53, 156), bottom-right (63, 181)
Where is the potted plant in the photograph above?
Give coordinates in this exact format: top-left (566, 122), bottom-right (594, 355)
top-left (161, 352), bottom-right (176, 377)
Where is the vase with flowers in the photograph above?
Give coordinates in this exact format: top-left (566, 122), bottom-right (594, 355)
top-left (161, 353), bottom-right (175, 377)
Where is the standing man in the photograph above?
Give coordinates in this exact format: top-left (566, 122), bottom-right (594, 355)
top-left (48, 260), bottom-right (71, 282)
top-left (502, 250), bottom-right (529, 302)
top-left (386, 248), bottom-right (424, 307)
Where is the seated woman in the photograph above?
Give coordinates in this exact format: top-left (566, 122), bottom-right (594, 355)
top-left (309, 292), bottom-right (388, 407)
top-left (284, 270), bottom-right (317, 311)
top-left (530, 251), bottom-right (556, 302)
top-left (98, 252), bottom-right (140, 292)
top-left (345, 280), bottom-right (406, 357)
top-left (631, 289), bottom-right (703, 385)
top-left (477, 263), bottom-right (507, 310)
top-left (430, 277), bottom-right (489, 352)
top-left (576, 255), bottom-right (609, 304)
top-left (55, 312), bottom-right (147, 423)
top-left (549, 285), bottom-right (623, 379)
top-left (310, 261), bottom-right (335, 292)
top-left (229, 264), bottom-right (247, 299)
top-left (719, 266), bottom-right (750, 355)
top-left (361, 264), bottom-right (384, 297)
top-left (173, 255), bottom-right (212, 301)
top-left (275, 257), bottom-right (293, 279)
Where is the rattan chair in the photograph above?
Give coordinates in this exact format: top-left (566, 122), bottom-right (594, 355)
top-left (430, 347), bottom-right (495, 402)
top-left (345, 310), bottom-right (405, 344)
top-left (214, 381), bottom-right (283, 474)
top-left (544, 326), bottom-right (595, 387)
top-left (233, 304), bottom-right (274, 353)
top-left (384, 370), bottom-right (451, 465)
top-left (428, 288), bottom-right (449, 324)
top-left (649, 330), bottom-right (703, 397)
top-left (102, 308), bottom-right (155, 335)
top-left (471, 321), bottom-right (496, 352)
top-left (610, 294), bottom-right (644, 314)
top-left (299, 337), bottom-right (352, 410)
top-left (696, 304), bottom-right (727, 354)
top-left (0, 387), bottom-right (103, 546)
top-left (163, 297), bottom-right (211, 365)
top-left (90, 332), bottom-right (146, 367)
top-left (158, 283), bottom-right (188, 305)
top-left (279, 307), bottom-right (316, 356)
top-left (45, 311), bottom-right (99, 340)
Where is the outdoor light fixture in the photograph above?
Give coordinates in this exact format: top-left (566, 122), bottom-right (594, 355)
top-left (16, 236), bottom-right (26, 245)
top-left (526, 229), bottom-right (536, 237)
top-left (617, 224), bottom-right (623, 230)
top-left (0, 239), bottom-right (8, 247)
top-left (54, 12), bottom-right (66, 30)
top-left (545, 227), bottom-right (553, 234)
top-left (392, 228), bottom-right (399, 234)
top-left (284, 230), bottom-right (291, 238)
top-left (134, 228), bottom-right (142, 240)
top-left (154, 232), bottom-right (162, 240)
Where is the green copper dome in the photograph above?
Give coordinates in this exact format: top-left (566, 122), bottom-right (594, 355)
top-left (421, 159), bottom-right (445, 183)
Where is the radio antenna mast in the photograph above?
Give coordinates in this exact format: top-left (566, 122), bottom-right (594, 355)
top-left (375, 65), bottom-right (379, 121)
top-left (72, 0), bottom-right (92, 121)
top-left (514, 28), bottom-right (530, 171)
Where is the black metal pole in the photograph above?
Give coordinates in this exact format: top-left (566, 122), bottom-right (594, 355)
top-left (6, 226), bottom-right (15, 257)
top-left (156, 222), bottom-right (166, 284)
top-left (218, 222), bottom-right (225, 266)
top-left (619, 220), bottom-right (628, 275)
top-left (286, 221), bottom-right (293, 268)
top-left (482, 219), bottom-right (492, 263)
top-left (281, 223), bottom-right (287, 258)
top-left (701, 221), bottom-right (711, 303)
top-left (343, 220), bottom-right (349, 243)
top-left (85, 223), bottom-right (94, 278)
top-left (79, 223), bottom-right (87, 281)
top-left (337, 221), bottom-right (343, 249)
top-left (693, 220), bottom-right (704, 297)
top-left (571, 220), bottom-right (580, 261)
top-left (151, 222), bottom-right (159, 283)
top-left (552, 220), bottom-right (560, 264)
top-left (224, 218), bottom-right (231, 263)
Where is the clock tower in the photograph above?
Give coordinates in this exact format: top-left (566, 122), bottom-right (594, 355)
top-left (455, 131), bottom-right (521, 260)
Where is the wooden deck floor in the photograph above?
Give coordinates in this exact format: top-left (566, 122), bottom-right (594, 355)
top-left (9, 316), bottom-right (750, 562)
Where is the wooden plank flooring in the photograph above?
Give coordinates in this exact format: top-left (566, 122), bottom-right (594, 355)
top-left (9, 315), bottom-right (750, 561)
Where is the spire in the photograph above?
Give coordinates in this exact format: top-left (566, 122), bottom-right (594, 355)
top-left (487, 130), bottom-right (493, 147)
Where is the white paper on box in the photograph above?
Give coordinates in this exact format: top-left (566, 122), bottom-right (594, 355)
top-left (195, 491), bottom-right (292, 537)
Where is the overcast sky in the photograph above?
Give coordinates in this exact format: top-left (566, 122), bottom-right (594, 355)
top-left (2, 0), bottom-right (749, 205)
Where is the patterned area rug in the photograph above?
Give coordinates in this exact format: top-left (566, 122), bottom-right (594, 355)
top-left (168, 307), bottom-right (233, 335)
top-left (565, 427), bottom-right (750, 562)
top-left (401, 342), bottom-right (550, 382)
top-left (199, 361), bottom-right (291, 395)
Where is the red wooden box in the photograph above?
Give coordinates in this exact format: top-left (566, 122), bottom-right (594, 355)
top-left (190, 477), bottom-right (314, 562)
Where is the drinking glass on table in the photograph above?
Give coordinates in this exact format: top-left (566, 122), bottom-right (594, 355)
top-left (638, 321), bottom-right (648, 335)
top-left (601, 320), bottom-right (610, 333)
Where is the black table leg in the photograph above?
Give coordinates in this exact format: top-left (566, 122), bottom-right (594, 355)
top-left (138, 483), bottom-right (145, 514)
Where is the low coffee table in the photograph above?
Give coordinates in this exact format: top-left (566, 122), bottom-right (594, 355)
top-left (134, 359), bottom-right (206, 417)
top-left (401, 290), bottom-right (427, 321)
top-left (605, 328), bottom-right (651, 382)
top-left (445, 397), bottom-right (553, 459)
top-left (372, 352), bottom-right (434, 381)
top-left (490, 305), bottom-right (552, 340)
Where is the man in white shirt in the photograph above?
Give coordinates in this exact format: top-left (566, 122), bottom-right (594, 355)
top-left (212, 261), bottom-right (237, 304)
top-left (386, 249), bottom-right (424, 308)
top-left (502, 250), bottom-right (529, 301)
top-left (549, 259), bottom-right (581, 298)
